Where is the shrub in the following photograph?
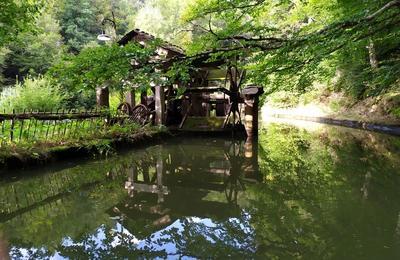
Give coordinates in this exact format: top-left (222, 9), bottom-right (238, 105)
top-left (109, 91), bottom-right (124, 113)
top-left (0, 76), bottom-right (65, 112)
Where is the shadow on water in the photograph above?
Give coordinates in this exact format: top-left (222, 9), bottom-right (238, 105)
top-left (0, 121), bottom-right (400, 259)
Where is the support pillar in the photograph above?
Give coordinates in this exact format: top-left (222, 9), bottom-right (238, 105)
top-left (125, 89), bottom-right (136, 108)
top-left (96, 84), bottom-right (109, 108)
top-left (244, 97), bottom-right (258, 138)
top-left (242, 86), bottom-right (264, 138)
top-left (140, 91), bottom-right (147, 105)
top-left (155, 85), bottom-right (165, 125)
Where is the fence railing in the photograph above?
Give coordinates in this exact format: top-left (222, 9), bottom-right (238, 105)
top-left (0, 109), bottom-right (110, 145)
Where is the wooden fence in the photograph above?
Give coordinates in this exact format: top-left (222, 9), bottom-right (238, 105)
top-left (0, 109), bottom-right (110, 145)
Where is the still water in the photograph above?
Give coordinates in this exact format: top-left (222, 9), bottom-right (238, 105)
top-left (1, 120), bottom-right (400, 259)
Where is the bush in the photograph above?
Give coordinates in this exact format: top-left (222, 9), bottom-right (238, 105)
top-left (109, 91), bottom-right (124, 113)
top-left (0, 76), bottom-right (65, 112)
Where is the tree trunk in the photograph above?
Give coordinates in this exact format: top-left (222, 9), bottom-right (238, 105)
top-left (368, 38), bottom-right (379, 70)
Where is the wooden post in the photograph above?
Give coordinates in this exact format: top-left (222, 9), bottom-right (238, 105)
top-left (191, 93), bottom-right (203, 116)
top-left (140, 91), bottom-right (147, 105)
top-left (242, 86), bottom-right (264, 138)
top-left (96, 85), bottom-right (110, 108)
top-left (244, 97), bottom-right (259, 138)
top-left (125, 89), bottom-right (136, 108)
top-left (155, 85), bottom-right (165, 125)
top-left (10, 109), bottom-right (15, 142)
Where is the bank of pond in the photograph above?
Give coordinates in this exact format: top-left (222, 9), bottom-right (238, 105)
top-left (0, 120), bottom-right (400, 258)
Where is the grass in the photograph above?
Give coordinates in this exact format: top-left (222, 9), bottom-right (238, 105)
top-left (0, 122), bottom-right (167, 168)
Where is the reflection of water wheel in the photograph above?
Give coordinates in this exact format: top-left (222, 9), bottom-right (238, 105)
top-left (130, 104), bottom-right (150, 126)
top-left (117, 102), bottom-right (132, 115)
top-left (223, 141), bottom-right (246, 204)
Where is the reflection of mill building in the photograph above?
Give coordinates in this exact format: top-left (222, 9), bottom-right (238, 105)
top-left (119, 138), bottom-right (261, 238)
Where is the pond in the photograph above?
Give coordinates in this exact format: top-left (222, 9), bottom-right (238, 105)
top-left (0, 120), bottom-right (400, 259)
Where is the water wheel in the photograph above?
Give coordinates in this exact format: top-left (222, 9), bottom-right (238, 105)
top-left (117, 102), bottom-right (132, 115)
top-left (130, 104), bottom-right (150, 126)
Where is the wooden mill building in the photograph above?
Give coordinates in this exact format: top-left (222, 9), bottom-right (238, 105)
top-left (100, 29), bottom-right (264, 137)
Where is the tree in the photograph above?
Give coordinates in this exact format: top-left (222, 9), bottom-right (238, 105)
top-left (0, 0), bottom-right (44, 47)
top-left (57, 0), bottom-right (100, 53)
top-left (3, 12), bottom-right (65, 82)
top-left (48, 42), bottom-right (162, 96)
top-left (133, 0), bottom-right (193, 46)
top-left (181, 0), bottom-right (400, 97)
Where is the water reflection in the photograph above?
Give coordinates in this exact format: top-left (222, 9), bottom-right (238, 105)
top-left (124, 138), bottom-right (260, 208)
top-left (1, 137), bottom-right (261, 259)
top-left (1, 122), bottom-right (400, 259)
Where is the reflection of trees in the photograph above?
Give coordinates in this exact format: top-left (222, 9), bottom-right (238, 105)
top-left (251, 123), bottom-right (400, 258)
top-left (36, 213), bottom-right (256, 259)
top-left (143, 214), bottom-right (256, 258)
top-left (0, 157), bottom-right (134, 258)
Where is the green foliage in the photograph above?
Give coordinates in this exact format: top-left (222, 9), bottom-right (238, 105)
top-left (4, 12), bottom-right (65, 81)
top-left (391, 107), bottom-right (400, 118)
top-left (0, 76), bottom-right (65, 112)
top-left (0, 0), bottom-right (44, 47)
top-left (0, 47), bottom-right (10, 87)
top-left (266, 91), bottom-right (300, 108)
top-left (56, 0), bottom-right (100, 53)
top-left (133, 0), bottom-right (193, 46)
top-left (2, 0), bottom-right (399, 113)
top-left (109, 91), bottom-right (124, 112)
top-left (62, 88), bottom-right (96, 110)
top-left (182, 0), bottom-right (400, 98)
top-left (48, 42), bottom-right (163, 92)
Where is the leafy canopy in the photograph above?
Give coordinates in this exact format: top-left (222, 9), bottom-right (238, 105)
top-left (182, 0), bottom-right (400, 96)
top-left (0, 0), bottom-right (45, 47)
top-left (48, 41), bottom-right (166, 92)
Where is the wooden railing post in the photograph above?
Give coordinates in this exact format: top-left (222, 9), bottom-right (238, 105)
top-left (10, 109), bottom-right (15, 142)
